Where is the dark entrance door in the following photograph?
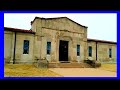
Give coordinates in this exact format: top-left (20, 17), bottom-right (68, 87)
top-left (59, 40), bottom-right (68, 61)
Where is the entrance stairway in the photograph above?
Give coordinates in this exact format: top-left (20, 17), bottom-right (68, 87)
top-left (48, 62), bottom-right (93, 68)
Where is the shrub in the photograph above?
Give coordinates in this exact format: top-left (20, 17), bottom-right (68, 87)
top-left (37, 59), bottom-right (49, 68)
top-left (93, 61), bottom-right (101, 68)
top-left (84, 59), bottom-right (101, 68)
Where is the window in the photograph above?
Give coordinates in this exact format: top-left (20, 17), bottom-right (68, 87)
top-left (47, 42), bottom-right (51, 55)
top-left (23, 40), bottom-right (29, 54)
top-left (109, 48), bottom-right (112, 58)
top-left (77, 45), bottom-right (80, 56)
top-left (88, 46), bottom-right (92, 57)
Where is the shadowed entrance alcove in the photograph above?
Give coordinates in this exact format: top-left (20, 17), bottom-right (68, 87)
top-left (59, 40), bottom-right (69, 62)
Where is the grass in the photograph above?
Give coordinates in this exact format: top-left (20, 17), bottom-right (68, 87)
top-left (98, 63), bottom-right (116, 72)
top-left (4, 63), bottom-right (117, 77)
top-left (4, 64), bottom-right (62, 77)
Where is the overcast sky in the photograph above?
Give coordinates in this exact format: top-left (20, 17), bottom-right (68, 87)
top-left (4, 13), bottom-right (117, 42)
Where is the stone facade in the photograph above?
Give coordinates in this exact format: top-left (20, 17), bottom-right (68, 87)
top-left (4, 30), bottom-right (35, 64)
top-left (4, 17), bottom-right (117, 64)
top-left (87, 40), bottom-right (116, 62)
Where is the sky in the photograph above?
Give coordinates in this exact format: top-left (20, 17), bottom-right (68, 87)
top-left (4, 13), bottom-right (117, 42)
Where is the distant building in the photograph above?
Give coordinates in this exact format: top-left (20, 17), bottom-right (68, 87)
top-left (4, 17), bottom-right (117, 67)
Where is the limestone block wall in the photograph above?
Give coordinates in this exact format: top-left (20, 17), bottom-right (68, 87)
top-left (87, 41), bottom-right (97, 60)
top-left (87, 41), bottom-right (116, 62)
top-left (15, 33), bottom-right (34, 63)
top-left (32, 17), bottom-right (87, 34)
top-left (40, 27), bottom-right (87, 63)
top-left (4, 31), bottom-right (13, 63)
top-left (33, 35), bottom-right (41, 60)
top-left (31, 17), bottom-right (87, 41)
top-left (4, 30), bottom-right (35, 64)
top-left (97, 42), bottom-right (116, 62)
top-left (31, 17), bottom-right (88, 63)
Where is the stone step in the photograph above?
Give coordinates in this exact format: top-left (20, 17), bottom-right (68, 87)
top-left (48, 63), bottom-right (93, 68)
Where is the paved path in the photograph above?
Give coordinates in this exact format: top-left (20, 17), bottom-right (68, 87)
top-left (49, 68), bottom-right (116, 77)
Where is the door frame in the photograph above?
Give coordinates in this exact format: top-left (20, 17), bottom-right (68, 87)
top-left (59, 40), bottom-right (69, 62)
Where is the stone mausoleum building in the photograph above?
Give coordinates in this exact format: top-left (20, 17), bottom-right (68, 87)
top-left (4, 17), bottom-right (117, 67)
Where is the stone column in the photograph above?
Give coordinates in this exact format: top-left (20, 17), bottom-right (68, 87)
top-left (51, 37), bottom-right (57, 62)
top-left (55, 33), bottom-right (60, 63)
top-left (10, 32), bottom-right (15, 63)
top-left (68, 40), bottom-right (72, 62)
top-left (33, 35), bottom-right (41, 61)
top-left (71, 39), bottom-right (77, 62)
top-left (40, 36), bottom-right (46, 59)
top-left (84, 39), bottom-right (87, 60)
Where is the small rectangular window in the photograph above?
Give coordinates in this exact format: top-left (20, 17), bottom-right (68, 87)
top-left (47, 42), bottom-right (51, 55)
top-left (88, 46), bottom-right (92, 57)
top-left (23, 40), bottom-right (29, 54)
top-left (77, 45), bottom-right (80, 56)
top-left (109, 48), bottom-right (112, 58)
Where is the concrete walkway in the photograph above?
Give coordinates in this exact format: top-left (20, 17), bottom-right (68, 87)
top-left (49, 68), bottom-right (116, 77)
